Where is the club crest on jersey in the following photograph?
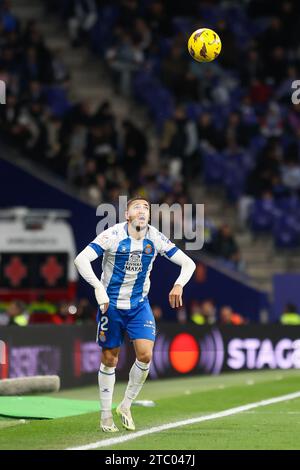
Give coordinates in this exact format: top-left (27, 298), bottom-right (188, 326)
top-left (99, 331), bottom-right (106, 342)
top-left (125, 252), bottom-right (142, 272)
top-left (144, 243), bottom-right (153, 254)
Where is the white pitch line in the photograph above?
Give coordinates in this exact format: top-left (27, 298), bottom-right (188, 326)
top-left (66, 390), bottom-right (300, 450)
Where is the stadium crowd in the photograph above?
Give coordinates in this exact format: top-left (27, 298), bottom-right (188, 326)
top-left (2, 297), bottom-right (299, 326)
top-left (1, 0), bottom-right (300, 323)
top-left (0, 298), bottom-right (96, 326)
top-left (55, 0), bottom-right (300, 249)
top-left (0, 0), bottom-right (246, 272)
top-left (0, 297), bottom-right (251, 326)
top-left (1, 0), bottom-right (299, 250)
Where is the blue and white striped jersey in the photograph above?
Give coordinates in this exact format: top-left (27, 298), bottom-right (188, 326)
top-left (88, 222), bottom-right (178, 309)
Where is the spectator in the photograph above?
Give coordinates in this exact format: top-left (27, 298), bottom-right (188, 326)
top-left (176, 306), bottom-right (188, 324)
top-left (189, 300), bottom-right (205, 325)
top-left (118, 0), bottom-right (140, 31)
top-left (197, 112), bottom-right (221, 152)
top-left (201, 300), bottom-right (217, 325)
top-left (257, 16), bottom-right (286, 54)
top-left (220, 306), bottom-right (247, 325)
top-left (106, 30), bottom-right (144, 96)
top-left (2, 300), bottom-right (29, 326)
top-left (51, 48), bottom-right (70, 84)
top-left (75, 298), bottom-right (95, 324)
top-left (67, 0), bottom-right (98, 48)
top-left (161, 44), bottom-right (187, 99)
top-left (17, 100), bottom-right (48, 162)
top-left (225, 112), bottom-right (251, 148)
top-left (144, 0), bottom-right (173, 38)
top-left (152, 305), bottom-right (163, 322)
top-left (52, 302), bottom-right (76, 325)
top-left (215, 19), bottom-right (238, 69)
top-left (280, 303), bottom-right (300, 325)
top-left (240, 49), bottom-right (265, 86)
top-left (260, 102), bottom-right (284, 138)
top-left (134, 18), bottom-right (152, 51)
top-left (281, 161), bottom-right (300, 191)
top-left (160, 105), bottom-right (198, 179)
top-left (85, 122), bottom-right (117, 173)
top-left (190, 299), bottom-right (216, 325)
top-left (122, 120), bottom-right (148, 184)
top-left (211, 224), bottom-right (241, 268)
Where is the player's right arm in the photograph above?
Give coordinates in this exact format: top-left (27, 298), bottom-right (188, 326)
top-left (74, 229), bottom-right (112, 313)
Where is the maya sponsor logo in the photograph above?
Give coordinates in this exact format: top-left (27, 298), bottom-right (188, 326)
top-left (125, 252), bottom-right (142, 272)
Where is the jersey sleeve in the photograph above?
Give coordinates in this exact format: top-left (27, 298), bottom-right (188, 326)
top-left (88, 226), bottom-right (115, 257)
top-left (155, 231), bottom-right (179, 258)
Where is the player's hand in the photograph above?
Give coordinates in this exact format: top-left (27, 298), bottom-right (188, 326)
top-left (169, 284), bottom-right (183, 308)
top-left (95, 285), bottom-right (109, 313)
top-left (100, 302), bottom-right (109, 314)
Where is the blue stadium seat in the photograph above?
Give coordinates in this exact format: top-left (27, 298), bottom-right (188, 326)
top-left (203, 151), bottom-right (224, 185)
top-left (249, 199), bottom-right (279, 233)
top-left (273, 214), bottom-right (300, 249)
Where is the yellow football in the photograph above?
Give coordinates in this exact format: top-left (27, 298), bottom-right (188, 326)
top-left (188, 28), bottom-right (222, 63)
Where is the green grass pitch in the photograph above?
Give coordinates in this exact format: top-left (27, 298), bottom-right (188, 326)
top-left (1, 370), bottom-right (300, 450)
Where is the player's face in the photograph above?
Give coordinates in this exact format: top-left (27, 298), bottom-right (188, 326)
top-left (127, 200), bottom-right (150, 230)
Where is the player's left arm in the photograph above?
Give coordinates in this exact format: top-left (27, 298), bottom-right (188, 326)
top-left (156, 231), bottom-right (196, 308)
top-left (167, 250), bottom-right (196, 308)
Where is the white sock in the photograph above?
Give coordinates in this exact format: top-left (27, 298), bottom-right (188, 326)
top-left (98, 363), bottom-right (116, 420)
top-left (121, 359), bottom-right (150, 409)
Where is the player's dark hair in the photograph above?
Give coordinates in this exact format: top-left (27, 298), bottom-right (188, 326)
top-left (126, 196), bottom-right (151, 224)
top-left (127, 196), bottom-right (150, 210)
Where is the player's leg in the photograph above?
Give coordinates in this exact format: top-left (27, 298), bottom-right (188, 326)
top-left (116, 339), bottom-right (153, 430)
top-left (117, 300), bottom-right (155, 430)
top-left (124, 339), bottom-right (153, 407)
top-left (97, 305), bottom-right (124, 432)
top-left (99, 347), bottom-right (120, 432)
